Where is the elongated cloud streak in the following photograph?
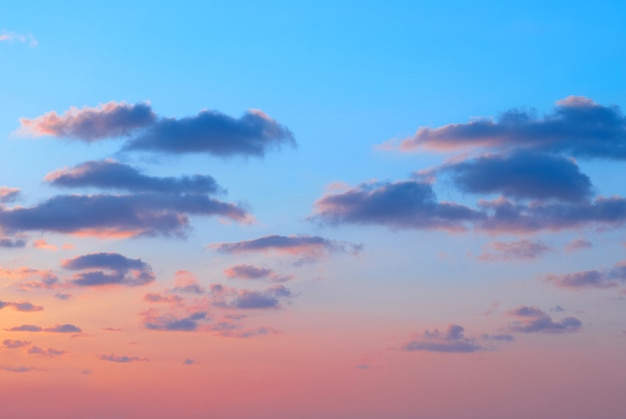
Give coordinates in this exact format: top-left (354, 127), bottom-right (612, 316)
top-left (19, 102), bottom-right (295, 158)
top-left (391, 97), bottom-right (626, 159)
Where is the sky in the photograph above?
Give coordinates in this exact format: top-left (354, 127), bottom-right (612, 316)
top-left (1, 2), bottom-right (626, 418)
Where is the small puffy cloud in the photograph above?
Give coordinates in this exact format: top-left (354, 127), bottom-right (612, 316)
top-left (172, 271), bottom-right (205, 294)
top-left (62, 252), bottom-right (155, 287)
top-left (478, 239), bottom-right (551, 261)
top-left (210, 234), bottom-right (362, 263)
top-left (2, 339), bottom-right (31, 349)
top-left (391, 97), bottom-right (626, 160)
top-left (0, 192), bottom-right (250, 238)
top-left (19, 102), bottom-right (156, 141)
top-left (0, 300), bottom-right (43, 312)
top-left (312, 180), bottom-right (482, 231)
top-left (0, 187), bottom-right (20, 203)
top-left (182, 359), bottom-right (196, 365)
top-left (27, 346), bottom-right (66, 357)
top-left (508, 306), bottom-right (582, 333)
top-left (402, 324), bottom-right (486, 353)
top-left (546, 260), bottom-right (626, 290)
top-left (46, 159), bottom-right (222, 195)
top-left (565, 238), bottom-right (592, 253)
top-left (98, 354), bottom-right (148, 363)
top-left (6, 324), bottom-right (82, 334)
top-left (438, 152), bottom-right (594, 203)
top-left (123, 109), bottom-right (295, 158)
top-left (143, 311), bottom-right (209, 332)
top-left (224, 264), bottom-right (293, 283)
top-left (210, 284), bottom-right (292, 310)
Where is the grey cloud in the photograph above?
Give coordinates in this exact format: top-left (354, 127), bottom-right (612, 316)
top-left (508, 306), bottom-right (582, 333)
top-left (403, 324), bottom-right (486, 353)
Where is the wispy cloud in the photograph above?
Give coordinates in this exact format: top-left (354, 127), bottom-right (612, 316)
top-left (0, 30), bottom-right (37, 46)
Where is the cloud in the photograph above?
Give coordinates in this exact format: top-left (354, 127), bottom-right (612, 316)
top-left (45, 159), bottom-right (223, 195)
top-left (546, 260), bottom-right (626, 290)
top-left (476, 195), bottom-right (626, 233)
top-left (565, 238), bottom-right (592, 253)
top-left (210, 234), bottom-right (362, 264)
top-left (19, 102), bottom-right (295, 158)
top-left (0, 267), bottom-right (60, 291)
top-left (402, 324), bottom-right (486, 353)
top-left (0, 31), bottom-right (37, 46)
top-left (0, 366), bottom-right (46, 373)
top-left (0, 237), bottom-right (27, 248)
top-left (0, 186), bottom-right (20, 202)
top-left (33, 239), bottom-right (57, 251)
top-left (182, 359), bottom-right (196, 365)
top-left (508, 306), bottom-right (582, 333)
top-left (210, 284), bottom-right (293, 310)
top-left (27, 346), bottom-right (66, 357)
top-left (6, 324), bottom-right (82, 333)
top-left (172, 271), bottom-right (205, 294)
top-left (478, 239), bottom-right (551, 261)
top-left (437, 151), bottom-right (594, 203)
top-left (143, 293), bottom-right (183, 304)
top-left (123, 108), bottom-right (295, 157)
top-left (98, 354), bottom-right (148, 363)
top-left (143, 311), bottom-right (209, 332)
top-left (0, 192), bottom-right (249, 238)
top-left (482, 334), bottom-right (515, 342)
top-left (0, 300), bottom-right (44, 312)
top-left (391, 96), bottom-right (626, 159)
top-left (62, 252), bottom-right (155, 287)
top-left (312, 180), bottom-right (482, 231)
top-left (18, 102), bottom-right (156, 141)
top-left (2, 339), bottom-right (31, 349)
top-left (224, 264), bottom-right (293, 283)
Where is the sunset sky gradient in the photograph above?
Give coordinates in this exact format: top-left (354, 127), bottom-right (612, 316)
top-left (1, 2), bottom-right (626, 418)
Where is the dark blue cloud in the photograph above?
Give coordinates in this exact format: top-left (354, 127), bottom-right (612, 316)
top-left (397, 96), bottom-right (626, 159)
top-left (46, 159), bottom-right (223, 195)
top-left (19, 102), bottom-right (156, 141)
top-left (313, 180), bottom-right (482, 230)
top-left (0, 192), bottom-right (249, 238)
top-left (123, 109), bottom-right (295, 157)
top-left (63, 252), bottom-right (155, 287)
top-left (439, 151), bottom-right (594, 203)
